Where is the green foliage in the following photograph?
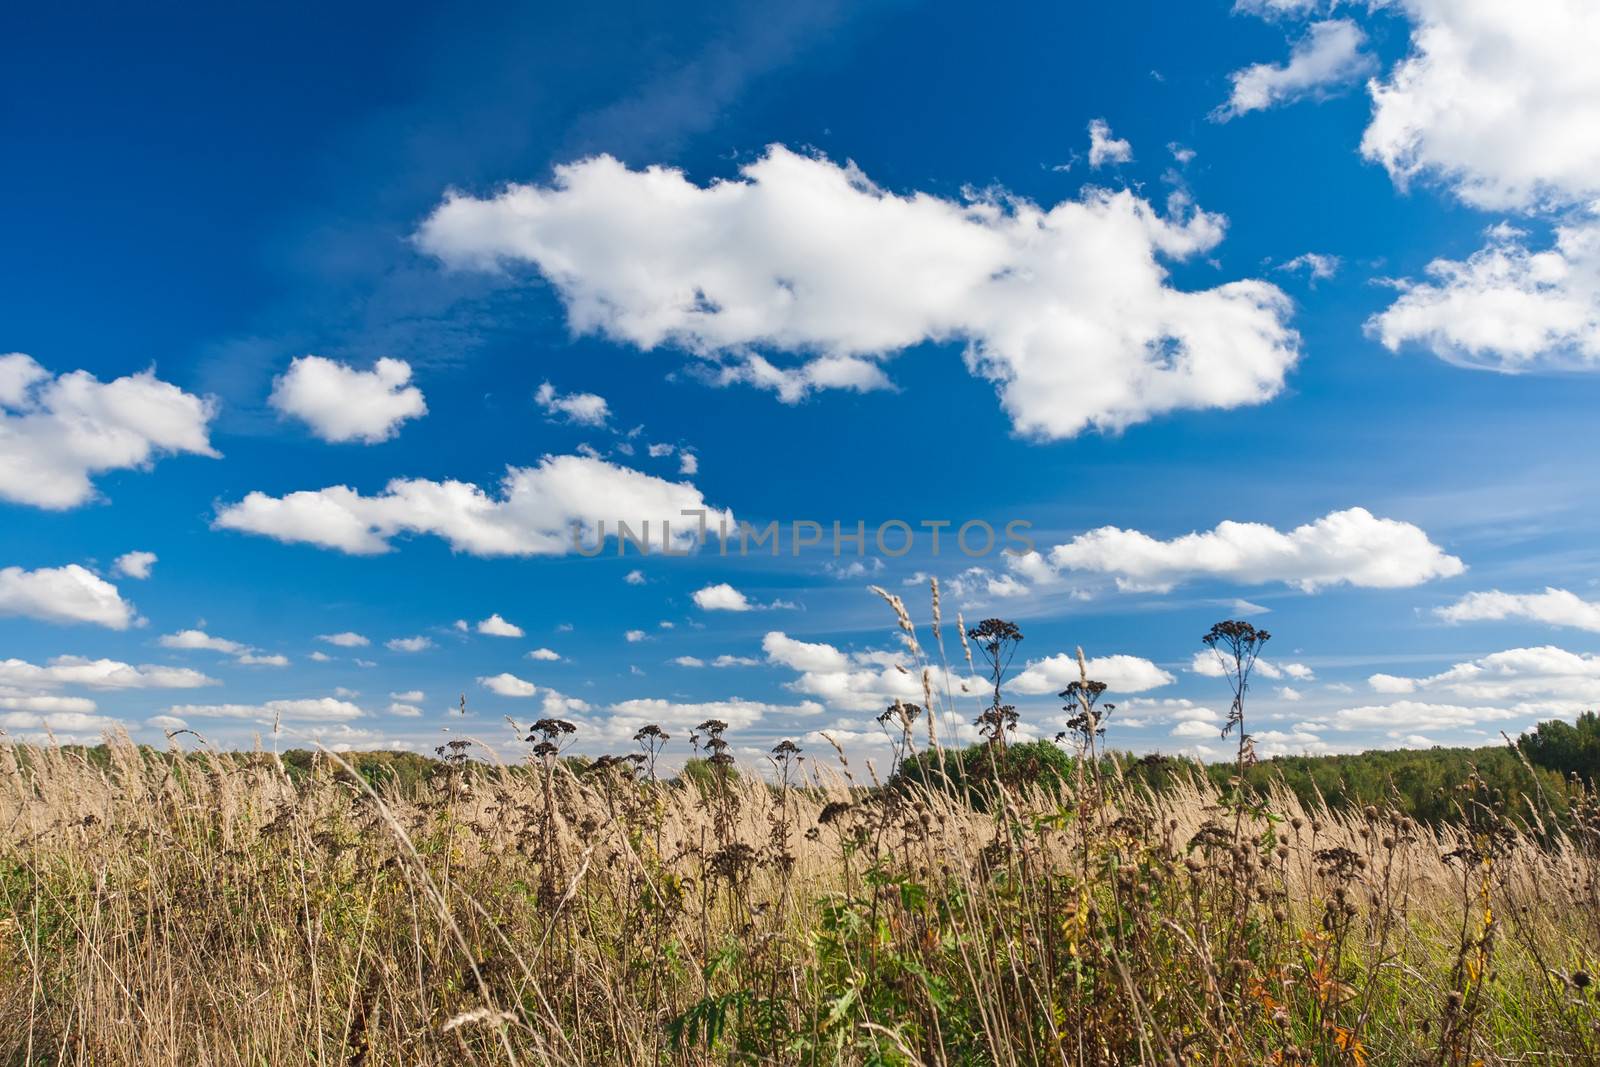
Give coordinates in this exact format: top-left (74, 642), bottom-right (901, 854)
top-left (1519, 710), bottom-right (1600, 783)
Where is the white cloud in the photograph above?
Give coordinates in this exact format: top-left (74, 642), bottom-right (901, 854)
top-left (388, 702), bottom-right (423, 717)
top-left (111, 551), bottom-right (157, 579)
top-left (624, 629), bottom-right (648, 643)
top-left (534, 382), bottom-right (610, 426)
top-left (598, 696), bottom-right (821, 742)
top-left (1368, 219), bottom-right (1600, 371)
top-left (160, 629), bottom-right (246, 654)
top-left (1347, 645), bottom-right (1600, 732)
top-left (673, 656), bottom-right (706, 667)
top-left (1438, 587), bottom-right (1600, 633)
top-left (0, 656), bottom-right (216, 691)
top-left (693, 582), bottom-right (752, 611)
top-left (625, 569), bottom-right (646, 585)
top-left (526, 647), bottom-right (561, 661)
top-left (763, 632), bottom-right (851, 674)
top-left (0, 694), bottom-right (98, 713)
top-left (1191, 651), bottom-right (1314, 681)
top-left (144, 714), bottom-right (187, 731)
top-left (1086, 119), bottom-right (1132, 167)
top-left (1215, 19), bottom-right (1374, 120)
top-left (415, 146), bottom-right (1300, 438)
top-left (1044, 507), bottom-right (1462, 593)
top-left (1233, 0), bottom-right (1322, 17)
top-left (308, 651), bottom-right (332, 662)
top-left (1012, 653), bottom-right (1175, 695)
top-left (1368, 673), bottom-right (1417, 694)
top-left (269, 356), bottom-right (426, 444)
top-left (1, 710), bottom-right (125, 736)
top-left (390, 690), bottom-right (425, 702)
top-left (386, 636), bottom-right (433, 653)
top-left (480, 672), bottom-right (538, 697)
top-left (477, 674), bottom-right (590, 718)
top-left (168, 697), bottom-right (365, 722)
top-left (237, 652), bottom-right (290, 667)
top-left (1171, 719), bottom-right (1218, 738)
top-left (1361, 0), bottom-right (1600, 211)
top-left (0, 354), bottom-right (217, 510)
top-left (0, 564), bottom-right (135, 629)
top-left (714, 654), bottom-right (760, 667)
top-left (475, 613), bottom-right (524, 637)
top-left (1335, 700), bottom-right (1512, 732)
top-left (679, 452), bottom-right (699, 475)
top-left (215, 454), bottom-right (732, 557)
top-left (1277, 253), bottom-right (1341, 282)
top-left (761, 630), bottom-right (982, 713)
top-left (318, 632), bottom-right (370, 647)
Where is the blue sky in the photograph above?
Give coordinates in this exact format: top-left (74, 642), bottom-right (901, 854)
top-left (5, 0), bottom-right (1600, 767)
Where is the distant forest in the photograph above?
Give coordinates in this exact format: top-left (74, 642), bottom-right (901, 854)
top-left (25, 711), bottom-right (1600, 829)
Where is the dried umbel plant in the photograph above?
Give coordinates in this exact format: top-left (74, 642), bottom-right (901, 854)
top-left (1202, 619), bottom-right (1271, 800)
top-left (967, 618), bottom-right (1023, 754)
top-left (633, 723), bottom-right (670, 782)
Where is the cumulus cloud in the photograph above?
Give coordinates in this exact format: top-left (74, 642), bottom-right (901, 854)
top-left (691, 582), bottom-right (794, 612)
top-left (318, 631), bottom-right (370, 647)
top-left (693, 583), bottom-right (752, 611)
top-left (1361, 0), bottom-right (1600, 211)
top-left (269, 356), bottom-right (426, 444)
top-left (0, 353), bottom-right (217, 509)
top-left (1335, 700), bottom-right (1512, 732)
top-left (415, 146), bottom-right (1300, 438)
top-left (159, 629), bottom-right (244, 653)
top-left (1011, 653), bottom-right (1175, 696)
top-left (526, 647), bottom-right (561, 661)
top-left (478, 673), bottom-right (590, 719)
top-left (0, 564), bottom-right (135, 629)
top-left (1214, 19), bottom-right (1373, 120)
top-left (598, 696), bottom-right (821, 743)
top-left (0, 694), bottom-right (98, 713)
top-left (534, 382), bottom-right (610, 426)
top-left (480, 672), bottom-right (538, 697)
top-left (761, 630), bottom-right (982, 713)
top-left (0, 710), bottom-right (127, 739)
top-left (1346, 645), bottom-right (1600, 732)
top-left (1190, 651), bottom-right (1314, 681)
top-left (1042, 507), bottom-right (1462, 593)
top-left (111, 551), bottom-right (157, 579)
top-left (388, 702), bottom-right (423, 717)
top-left (160, 628), bottom-right (288, 667)
top-left (167, 697), bottom-right (365, 722)
top-left (386, 636), bottom-right (433, 653)
top-left (1086, 119), bottom-right (1132, 167)
top-left (1437, 587), bottom-right (1600, 633)
top-left (1368, 219), bottom-right (1600, 371)
top-left (214, 454), bottom-right (732, 557)
top-left (0, 656), bottom-right (216, 691)
top-left (475, 613), bottom-right (524, 637)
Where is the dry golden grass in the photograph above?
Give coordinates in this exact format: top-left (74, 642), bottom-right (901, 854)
top-left (3, 724), bottom-right (1600, 1066)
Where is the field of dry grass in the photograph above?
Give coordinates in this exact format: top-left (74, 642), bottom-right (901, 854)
top-left (4, 593), bottom-right (1600, 1065)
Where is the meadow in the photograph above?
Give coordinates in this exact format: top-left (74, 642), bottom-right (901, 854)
top-left (3, 587), bottom-right (1599, 1065)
